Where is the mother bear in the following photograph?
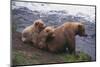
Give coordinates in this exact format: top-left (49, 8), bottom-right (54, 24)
top-left (38, 22), bottom-right (87, 54)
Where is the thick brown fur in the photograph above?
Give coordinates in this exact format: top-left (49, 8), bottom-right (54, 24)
top-left (37, 26), bottom-right (55, 50)
top-left (21, 19), bottom-right (46, 45)
top-left (45, 22), bottom-right (87, 53)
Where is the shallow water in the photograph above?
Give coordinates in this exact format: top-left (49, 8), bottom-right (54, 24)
top-left (76, 36), bottom-right (96, 61)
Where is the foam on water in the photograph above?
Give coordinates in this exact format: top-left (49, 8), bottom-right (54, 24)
top-left (12, 1), bottom-right (95, 23)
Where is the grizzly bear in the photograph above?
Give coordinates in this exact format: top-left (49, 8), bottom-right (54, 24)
top-left (37, 26), bottom-right (55, 50)
top-left (21, 19), bottom-right (46, 43)
top-left (39, 22), bottom-right (87, 54)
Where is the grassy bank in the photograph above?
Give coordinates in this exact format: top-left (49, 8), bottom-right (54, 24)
top-left (12, 49), bottom-right (91, 65)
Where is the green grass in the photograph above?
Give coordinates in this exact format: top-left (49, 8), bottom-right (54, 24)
top-left (12, 51), bottom-right (28, 65)
top-left (12, 50), bottom-right (34, 65)
top-left (12, 50), bottom-right (91, 65)
top-left (57, 52), bottom-right (91, 62)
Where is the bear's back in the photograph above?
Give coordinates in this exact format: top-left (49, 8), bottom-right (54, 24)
top-left (47, 26), bottom-right (67, 52)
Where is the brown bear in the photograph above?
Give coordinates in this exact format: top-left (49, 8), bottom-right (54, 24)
top-left (21, 19), bottom-right (46, 44)
top-left (36, 26), bottom-right (55, 50)
top-left (40, 22), bottom-right (87, 54)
